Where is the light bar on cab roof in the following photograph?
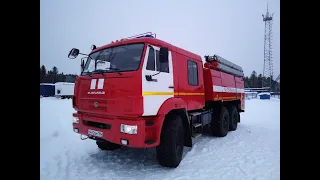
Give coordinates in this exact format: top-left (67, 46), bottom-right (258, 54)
top-left (111, 32), bottom-right (156, 43)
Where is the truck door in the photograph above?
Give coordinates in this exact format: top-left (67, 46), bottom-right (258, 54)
top-left (141, 45), bottom-right (174, 116)
top-left (186, 59), bottom-right (205, 110)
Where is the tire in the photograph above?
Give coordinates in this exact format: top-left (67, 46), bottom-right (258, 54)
top-left (96, 140), bottom-right (121, 151)
top-left (156, 114), bottom-right (185, 168)
top-left (228, 105), bottom-right (239, 131)
top-left (211, 106), bottom-right (229, 137)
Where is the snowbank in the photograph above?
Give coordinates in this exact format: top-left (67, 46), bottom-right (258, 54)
top-left (40, 98), bottom-right (280, 180)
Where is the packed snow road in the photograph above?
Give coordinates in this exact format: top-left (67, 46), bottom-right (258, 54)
top-left (40, 97), bottom-right (280, 180)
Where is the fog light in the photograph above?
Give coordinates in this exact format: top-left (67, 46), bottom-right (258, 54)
top-left (73, 117), bottom-right (79, 123)
top-left (121, 139), bottom-right (128, 145)
top-left (120, 124), bottom-right (137, 134)
top-left (73, 128), bottom-right (79, 133)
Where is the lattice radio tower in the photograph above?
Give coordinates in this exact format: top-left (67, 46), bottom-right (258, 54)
top-left (262, 4), bottom-right (274, 90)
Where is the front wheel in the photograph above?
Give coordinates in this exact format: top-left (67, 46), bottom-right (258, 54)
top-left (156, 114), bottom-right (184, 168)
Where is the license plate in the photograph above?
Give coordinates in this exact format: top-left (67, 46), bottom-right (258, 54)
top-left (88, 129), bottom-right (103, 137)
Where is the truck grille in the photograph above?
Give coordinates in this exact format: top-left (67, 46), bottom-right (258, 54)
top-left (83, 120), bottom-right (112, 129)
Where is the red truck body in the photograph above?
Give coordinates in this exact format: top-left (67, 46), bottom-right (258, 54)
top-left (69, 32), bottom-right (245, 167)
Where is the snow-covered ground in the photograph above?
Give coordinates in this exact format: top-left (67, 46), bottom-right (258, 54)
top-left (40, 97), bottom-right (280, 180)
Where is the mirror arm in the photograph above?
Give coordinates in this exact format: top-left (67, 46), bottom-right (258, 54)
top-left (78, 52), bottom-right (89, 56)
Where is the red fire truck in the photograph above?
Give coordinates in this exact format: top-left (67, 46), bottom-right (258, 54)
top-left (68, 32), bottom-right (245, 168)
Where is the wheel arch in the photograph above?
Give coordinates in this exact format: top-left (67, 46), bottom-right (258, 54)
top-left (157, 98), bottom-right (192, 147)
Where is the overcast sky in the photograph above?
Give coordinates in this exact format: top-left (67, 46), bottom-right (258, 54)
top-left (40, 0), bottom-right (280, 77)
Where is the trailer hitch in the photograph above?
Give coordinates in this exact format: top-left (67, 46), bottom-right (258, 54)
top-left (80, 135), bottom-right (88, 140)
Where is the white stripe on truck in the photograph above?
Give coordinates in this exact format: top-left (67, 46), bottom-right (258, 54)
top-left (90, 79), bottom-right (97, 89)
top-left (213, 85), bottom-right (245, 93)
top-left (97, 79), bottom-right (104, 89)
top-left (90, 78), bottom-right (105, 90)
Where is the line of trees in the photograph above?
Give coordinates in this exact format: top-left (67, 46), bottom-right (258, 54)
top-left (40, 65), bottom-right (280, 92)
top-left (40, 65), bottom-right (77, 83)
top-left (243, 71), bottom-right (280, 92)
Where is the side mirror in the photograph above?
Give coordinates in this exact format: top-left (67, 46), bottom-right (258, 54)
top-left (68, 48), bottom-right (80, 59)
top-left (159, 47), bottom-right (169, 63)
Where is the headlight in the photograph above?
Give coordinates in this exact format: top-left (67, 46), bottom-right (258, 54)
top-left (120, 124), bottom-right (137, 134)
top-left (73, 117), bottom-right (79, 123)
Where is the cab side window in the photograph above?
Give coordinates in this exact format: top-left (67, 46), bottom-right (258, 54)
top-left (156, 50), bottom-right (169, 73)
top-left (188, 60), bottom-right (199, 86)
top-left (146, 47), bottom-right (169, 73)
top-left (146, 47), bottom-right (155, 71)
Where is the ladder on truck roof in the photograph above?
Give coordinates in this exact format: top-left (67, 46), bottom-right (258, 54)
top-left (205, 54), bottom-right (244, 77)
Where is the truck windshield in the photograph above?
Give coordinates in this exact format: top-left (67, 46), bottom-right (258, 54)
top-left (82, 43), bottom-right (144, 75)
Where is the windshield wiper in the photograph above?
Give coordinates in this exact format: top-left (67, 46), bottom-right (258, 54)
top-left (106, 68), bottom-right (122, 75)
top-left (92, 69), bottom-right (106, 76)
top-left (92, 68), bottom-right (122, 76)
top-left (86, 71), bottom-right (92, 77)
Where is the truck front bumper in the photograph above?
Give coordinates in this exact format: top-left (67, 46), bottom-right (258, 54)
top-left (72, 113), bottom-right (164, 148)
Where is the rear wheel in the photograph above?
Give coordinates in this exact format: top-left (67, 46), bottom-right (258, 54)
top-left (228, 105), bottom-right (239, 131)
top-left (96, 140), bottom-right (121, 150)
top-left (156, 114), bottom-right (184, 168)
top-left (211, 106), bottom-right (229, 137)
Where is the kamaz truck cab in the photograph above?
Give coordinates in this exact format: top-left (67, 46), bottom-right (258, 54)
top-left (69, 32), bottom-right (183, 167)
